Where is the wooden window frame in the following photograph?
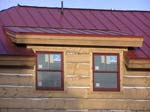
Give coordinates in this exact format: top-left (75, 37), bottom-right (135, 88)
top-left (36, 51), bottom-right (64, 91)
top-left (93, 53), bottom-right (120, 91)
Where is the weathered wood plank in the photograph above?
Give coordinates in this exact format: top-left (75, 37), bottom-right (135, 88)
top-left (0, 75), bottom-right (33, 86)
top-left (0, 56), bottom-right (35, 67)
top-left (0, 69), bottom-right (34, 74)
top-left (0, 98), bottom-right (149, 110)
top-left (0, 87), bottom-right (67, 98)
top-left (85, 99), bottom-right (150, 110)
top-left (0, 87), bottom-right (150, 99)
top-left (0, 108), bottom-right (66, 112)
top-left (125, 71), bottom-right (150, 76)
top-left (65, 63), bottom-right (90, 75)
top-left (0, 98), bottom-right (65, 109)
top-left (65, 55), bottom-right (90, 62)
top-left (65, 77), bottom-right (91, 86)
top-left (123, 77), bottom-right (150, 86)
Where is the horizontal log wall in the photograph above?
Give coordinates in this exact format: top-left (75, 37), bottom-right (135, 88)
top-left (0, 46), bottom-right (150, 111)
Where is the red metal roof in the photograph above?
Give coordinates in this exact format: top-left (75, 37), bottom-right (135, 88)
top-left (5, 26), bottom-right (140, 38)
top-left (0, 6), bottom-right (150, 59)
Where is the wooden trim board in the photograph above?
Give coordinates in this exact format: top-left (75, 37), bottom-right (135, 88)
top-left (6, 32), bottom-right (143, 47)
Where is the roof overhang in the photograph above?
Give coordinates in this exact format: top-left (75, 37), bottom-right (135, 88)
top-left (5, 27), bottom-right (143, 47)
top-left (4, 27), bottom-right (147, 69)
top-left (124, 51), bottom-right (150, 69)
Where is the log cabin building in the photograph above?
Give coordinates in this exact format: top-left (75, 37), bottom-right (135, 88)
top-left (0, 5), bottom-right (150, 112)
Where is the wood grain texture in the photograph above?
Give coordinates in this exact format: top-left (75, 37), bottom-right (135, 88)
top-left (0, 98), bottom-right (149, 110)
top-left (1, 46), bottom-right (150, 110)
top-left (7, 33), bottom-right (143, 47)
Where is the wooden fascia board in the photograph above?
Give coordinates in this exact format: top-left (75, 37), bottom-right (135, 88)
top-left (7, 32), bottom-right (143, 47)
top-left (124, 53), bottom-right (150, 69)
top-left (0, 56), bottom-right (35, 67)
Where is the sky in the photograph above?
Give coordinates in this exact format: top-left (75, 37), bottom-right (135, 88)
top-left (0, 0), bottom-right (150, 11)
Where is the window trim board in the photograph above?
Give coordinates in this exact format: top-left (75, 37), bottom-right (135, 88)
top-left (36, 51), bottom-right (64, 91)
top-left (92, 53), bottom-right (120, 91)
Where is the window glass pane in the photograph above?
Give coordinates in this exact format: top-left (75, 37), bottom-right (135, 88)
top-left (37, 71), bottom-right (61, 88)
top-left (37, 54), bottom-right (49, 69)
top-left (94, 73), bottom-right (117, 88)
top-left (94, 55), bottom-right (117, 71)
top-left (49, 54), bottom-right (61, 70)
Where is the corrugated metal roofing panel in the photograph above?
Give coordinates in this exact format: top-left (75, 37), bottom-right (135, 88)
top-left (6, 27), bottom-right (29, 33)
top-left (0, 11), bottom-right (15, 26)
top-left (69, 10), bottom-right (92, 29)
top-left (143, 37), bottom-right (150, 48)
top-left (141, 44), bottom-right (150, 57)
top-left (62, 10), bottom-right (84, 29)
top-left (143, 12), bottom-right (150, 21)
top-left (49, 9), bottom-right (74, 29)
top-left (38, 9), bottom-right (52, 27)
top-left (0, 21), bottom-right (6, 43)
top-left (133, 12), bottom-right (150, 29)
top-left (87, 10), bottom-right (106, 29)
top-left (6, 7), bottom-right (25, 26)
top-left (36, 28), bottom-right (52, 33)
top-left (16, 7), bottom-right (36, 27)
top-left (132, 12), bottom-right (150, 28)
top-left (45, 9), bottom-right (62, 28)
top-left (111, 12), bottom-right (136, 34)
top-left (0, 31), bottom-right (7, 54)
top-left (0, 6), bottom-right (150, 60)
top-left (79, 10), bottom-right (97, 29)
top-left (37, 9), bottom-right (51, 27)
top-left (25, 27), bottom-right (44, 33)
top-left (134, 48), bottom-right (148, 58)
top-left (92, 11), bottom-right (116, 30)
top-left (101, 11), bottom-right (119, 30)
top-left (5, 26), bottom-right (139, 37)
top-left (25, 7), bottom-right (48, 27)
top-left (0, 43), bottom-right (6, 54)
top-left (103, 12), bottom-right (133, 34)
top-left (121, 12), bottom-right (144, 36)
top-left (57, 28), bottom-right (78, 34)
top-left (124, 12), bottom-right (150, 36)
top-left (90, 10), bottom-right (108, 29)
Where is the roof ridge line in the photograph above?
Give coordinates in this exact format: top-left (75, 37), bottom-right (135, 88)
top-left (1, 5), bottom-right (150, 12)
top-left (18, 5), bottom-right (150, 12)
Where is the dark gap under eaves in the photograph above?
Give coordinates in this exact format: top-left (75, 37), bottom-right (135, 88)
top-left (18, 43), bottom-right (128, 49)
top-left (125, 65), bottom-right (150, 71)
top-left (0, 65), bottom-right (34, 69)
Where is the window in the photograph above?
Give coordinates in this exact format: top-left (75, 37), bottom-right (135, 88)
top-left (36, 52), bottom-right (64, 90)
top-left (93, 53), bottom-right (120, 91)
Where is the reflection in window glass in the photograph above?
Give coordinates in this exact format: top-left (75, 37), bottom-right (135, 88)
top-left (49, 54), bottom-right (61, 70)
top-left (94, 55), bottom-right (117, 71)
top-left (36, 52), bottom-right (63, 90)
top-left (37, 71), bottom-right (61, 88)
top-left (37, 54), bottom-right (49, 69)
top-left (94, 73), bottom-right (117, 88)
